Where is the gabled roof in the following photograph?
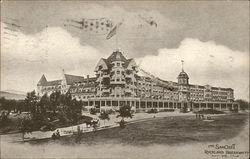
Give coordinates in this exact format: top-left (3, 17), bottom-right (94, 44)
top-left (44, 80), bottom-right (62, 86)
top-left (64, 74), bottom-right (85, 85)
top-left (37, 75), bottom-right (62, 86)
top-left (94, 58), bottom-right (109, 72)
top-left (37, 74), bottom-right (47, 86)
top-left (124, 58), bottom-right (133, 68)
top-left (95, 51), bottom-right (135, 71)
top-left (106, 51), bottom-right (127, 63)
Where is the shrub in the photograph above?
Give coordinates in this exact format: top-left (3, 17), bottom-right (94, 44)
top-left (146, 108), bottom-right (158, 114)
top-left (197, 109), bottom-right (224, 114)
top-left (90, 108), bottom-right (98, 115)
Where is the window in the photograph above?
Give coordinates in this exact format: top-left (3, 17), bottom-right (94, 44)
top-left (117, 70), bottom-right (120, 74)
top-left (117, 63), bottom-right (120, 66)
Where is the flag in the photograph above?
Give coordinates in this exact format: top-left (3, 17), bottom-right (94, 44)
top-left (106, 21), bottom-right (123, 40)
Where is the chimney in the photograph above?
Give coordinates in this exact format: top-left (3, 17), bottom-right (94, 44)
top-left (87, 75), bottom-right (89, 84)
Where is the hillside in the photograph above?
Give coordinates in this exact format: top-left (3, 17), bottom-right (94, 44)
top-left (0, 91), bottom-right (26, 100)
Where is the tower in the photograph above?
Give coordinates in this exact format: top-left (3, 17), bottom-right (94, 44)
top-left (177, 60), bottom-right (189, 85)
top-left (177, 60), bottom-right (190, 103)
top-left (94, 49), bottom-right (138, 98)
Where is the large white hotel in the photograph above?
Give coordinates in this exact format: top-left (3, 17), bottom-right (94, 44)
top-left (37, 49), bottom-right (239, 112)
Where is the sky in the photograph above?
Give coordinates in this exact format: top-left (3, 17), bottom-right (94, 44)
top-left (1, 1), bottom-right (249, 100)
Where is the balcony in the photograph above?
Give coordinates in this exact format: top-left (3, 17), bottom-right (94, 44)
top-left (125, 88), bottom-right (132, 93)
top-left (102, 74), bottom-right (110, 78)
top-left (110, 80), bottom-right (126, 85)
top-left (102, 88), bottom-right (110, 93)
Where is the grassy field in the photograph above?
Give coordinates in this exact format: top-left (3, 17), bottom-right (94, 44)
top-left (30, 112), bottom-right (248, 146)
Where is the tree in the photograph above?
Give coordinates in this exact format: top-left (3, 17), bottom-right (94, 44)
top-left (68, 98), bottom-right (82, 124)
top-left (0, 97), bottom-right (18, 114)
top-left (19, 117), bottom-right (33, 141)
top-left (49, 91), bottom-right (61, 114)
top-left (180, 104), bottom-right (188, 113)
top-left (0, 111), bottom-right (9, 127)
top-left (99, 111), bottom-right (110, 126)
top-left (37, 93), bottom-right (50, 114)
top-left (90, 108), bottom-right (97, 115)
top-left (24, 90), bottom-right (39, 113)
top-left (116, 105), bottom-right (133, 128)
top-left (0, 97), bottom-right (7, 110)
top-left (235, 99), bottom-right (249, 110)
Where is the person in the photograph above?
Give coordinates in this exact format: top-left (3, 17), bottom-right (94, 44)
top-left (52, 133), bottom-right (56, 140)
top-left (56, 130), bottom-right (60, 138)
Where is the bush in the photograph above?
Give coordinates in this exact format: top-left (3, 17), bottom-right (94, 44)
top-left (146, 109), bottom-right (158, 114)
top-left (197, 109), bottom-right (224, 114)
top-left (90, 108), bottom-right (98, 115)
top-left (158, 109), bottom-right (175, 112)
top-left (180, 105), bottom-right (188, 113)
top-left (0, 112), bottom-right (10, 127)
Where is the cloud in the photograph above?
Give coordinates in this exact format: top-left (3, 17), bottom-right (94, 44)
top-left (137, 38), bottom-right (249, 101)
top-left (61, 4), bottom-right (180, 56)
top-left (1, 4), bottom-right (180, 93)
top-left (1, 22), bottom-right (102, 92)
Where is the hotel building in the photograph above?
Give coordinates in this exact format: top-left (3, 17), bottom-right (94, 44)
top-left (37, 49), bottom-right (239, 112)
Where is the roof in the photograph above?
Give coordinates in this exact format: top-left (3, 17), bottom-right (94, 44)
top-left (44, 80), bottom-right (62, 86)
top-left (106, 51), bottom-right (127, 63)
top-left (178, 71), bottom-right (189, 79)
top-left (64, 74), bottom-right (85, 85)
top-left (124, 58), bottom-right (133, 68)
top-left (211, 87), bottom-right (219, 90)
top-left (37, 74), bottom-right (47, 86)
top-left (198, 85), bottom-right (205, 89)
top-left (97, 51), bottom-right (135, 71)
top-left (38, 74), bottom-right (96, 87)
top-left (70, 83), bottom-right (96, 89)
top-left (221, 88), bottom-right (233, 91)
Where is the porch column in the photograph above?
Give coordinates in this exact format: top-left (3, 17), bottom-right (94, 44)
top-left (199, 103), bottom-right (201, 110)
top-left (220, 103), bottom-right (222, 111)
top-left (139, 99), bottom-right (141, 109)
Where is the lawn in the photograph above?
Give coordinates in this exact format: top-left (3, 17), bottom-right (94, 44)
top-left (30, 112), bottom-right (248, 146)
top-left (0, 114), bottom-right (93, 134)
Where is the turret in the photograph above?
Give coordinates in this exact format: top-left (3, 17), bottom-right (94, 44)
top-left (177, 60), bottom-right (189, 85)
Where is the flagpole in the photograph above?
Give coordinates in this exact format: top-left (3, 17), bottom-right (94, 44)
top-left (116, 27), bottom-right (119, 50)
